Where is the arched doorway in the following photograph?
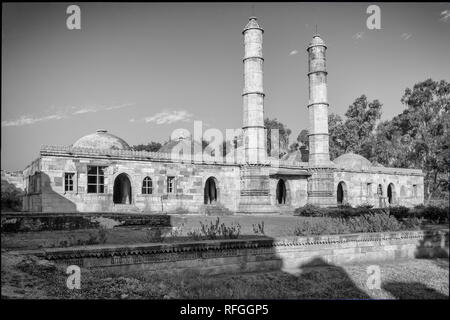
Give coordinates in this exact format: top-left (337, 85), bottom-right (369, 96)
top-left (337, 181), bottom-right (347, 204)
top-left (276, 179), bottom-right (287, 204)
top-left (113, 173), bottom-right (132, 204)
top-left (204, 177), bottom-right (218, 204)
top-left (387, 183), bottom-right (395, 205)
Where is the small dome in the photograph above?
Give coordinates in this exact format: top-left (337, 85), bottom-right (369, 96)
top-left (308, 34), bottom-right (326, 48)
top-left (333, 152), bottom-right (372, 170)
top-left (72, 129), bottom-right (131, 150)
top-left (243, 16), bottom-right (263, 33)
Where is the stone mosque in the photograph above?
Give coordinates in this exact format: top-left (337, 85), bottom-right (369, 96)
top-left (22, 17), bottom-right (424, 213)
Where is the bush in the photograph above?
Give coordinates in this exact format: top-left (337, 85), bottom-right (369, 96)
top-left (187, 218), bottom-right (242, 240)
top-left (400, 217), bottom-right (424, 230)
top-left (388, 206), bottom-right (411, 219)
top-left (347, 211), bottom-right (402, 233)
top-left (293, 211), bottom-right (408, 236)
top-left (414, 205), bottom-right (448, 223)
top-left (295, 204), bottom-right (447, 225)
top-left (252, 221), bottom-right (265, 235)
top-left (293, 217), bottom-right (350, 236)
top-left (294, 204), bottom-right (327, 217)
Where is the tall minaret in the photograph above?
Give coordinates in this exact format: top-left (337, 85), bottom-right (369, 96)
top-left (242, 16), bottom-right (266, 164)
top-left (306, 33), bottom-right (335, 207)
top-left (238, 16), bottom-right (272, 214)
top-left (307, 33), bottom-right (330, 166)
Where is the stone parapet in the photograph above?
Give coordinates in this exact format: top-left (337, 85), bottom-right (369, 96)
top-left (12, 229), bottom-right (449, 275)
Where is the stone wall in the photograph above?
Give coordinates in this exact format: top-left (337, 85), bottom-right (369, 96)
top-left (23, 155), bottom-right (241, 213)
top-left (334, 169), bottom-right (424, 207)
top-left (14, 229), bottom-right (448, 276)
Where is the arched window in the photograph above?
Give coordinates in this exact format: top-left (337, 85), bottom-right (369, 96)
top-left (204, 177), bottom-right (218, 204)
top-left (387, 183), bottom-right (395, 204)
top-left (337, 181), bottom-right (347, 204)
top-left (142, 177), bottom-right (153, 194)
top-left (276, 179), bottom-right (287, 204)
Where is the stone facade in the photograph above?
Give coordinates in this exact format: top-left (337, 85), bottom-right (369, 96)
top-left (21, 17), bottom-right (424, 213)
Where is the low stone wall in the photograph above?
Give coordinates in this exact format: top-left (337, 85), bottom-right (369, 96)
top-left (1, 213), bottom-right (181, 232)
top-left (12, 229), bottom-right (449, 275)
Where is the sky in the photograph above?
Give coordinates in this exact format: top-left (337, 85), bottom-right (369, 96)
top-left (2, 2), bottom-right (449, 171)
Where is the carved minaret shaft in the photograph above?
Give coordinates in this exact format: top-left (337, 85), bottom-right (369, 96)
top-left (238, 17), bottom-right (272, 214)
top-left (307, 34), bottom-right (330, 166)
top-left (306, 34), bottom-right (335, 207)
top-left (242, 16), bottom-right (266, 164)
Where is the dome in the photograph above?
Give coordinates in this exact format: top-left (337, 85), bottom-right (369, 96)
top-left (308, 34), bottom-right (326, 48)
top-left (72, 129), bottom-right (131, 150)
top-left (333, 152), bottom-right (372, 170)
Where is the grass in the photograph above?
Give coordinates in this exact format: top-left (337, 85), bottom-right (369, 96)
top-left (2, 251), bottom-right (448, 299)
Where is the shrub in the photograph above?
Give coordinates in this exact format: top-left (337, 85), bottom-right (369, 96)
top-left (188, 218), bottom-right (242, 240)
top-left (387, 206), bottom-right (411, 219)
top-left (293, 217), bottom-right (350, 236)
top-left (293, 211), bottom-right (403, 236)
top-left (337, 202), bottom-right (352, 209)
top-left (400, 217), bottom-right (424, 230)
top-left (294, 204), bottom-right (327, 217)
top-left (347, 211), bottom-right (401, 233)
top-left (252, 221), bottom-right (265, 235)
top-left (415, 205), bottom-right (448, 223)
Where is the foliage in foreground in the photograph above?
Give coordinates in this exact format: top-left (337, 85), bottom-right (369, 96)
top-left (294, 204), bottom-right (448, 224)
top-left (293, 211), bottom-right (423, 236)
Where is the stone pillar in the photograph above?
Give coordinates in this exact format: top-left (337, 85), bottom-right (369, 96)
top-left (242, 16), bottom-right (266, 164)
top-left (306, 34), bottom-right (335, 207)
top-left (238, 17), bottom-right (272, 214)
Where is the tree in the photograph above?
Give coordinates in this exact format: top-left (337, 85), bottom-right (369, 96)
top-left (375, 79), bottom-right (449, 203)
top-left (265, 117), bottom-right (292, 158)
top-left (328, 95), bottom-right (382, 160)
top-left (132, 141), bottom-right (162, 152)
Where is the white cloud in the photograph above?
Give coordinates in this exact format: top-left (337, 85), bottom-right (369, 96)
top-left (1, 114), bottom-right (66, 127)
top-left (2, 103), bottom-right (135, 127)
top-left (289, 49), bottom-right (298, 56)
top-left (352, 31), bottom-right (365, 40)
top-left (132, 110), bottom-right (193, 125)
top-left (401, 33), bottom-right (412, 40)
top-left (72, 108), bottom-right (97, 115)
top-left (439, 10), bottom-right (450, 22)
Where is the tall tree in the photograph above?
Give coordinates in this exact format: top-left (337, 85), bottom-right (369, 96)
top-left (374, 79), bottom-right (449, 203)
top-left (328, 95), bottom-right (382, 160)
top-left (265, 117), bottom-right (292, 158)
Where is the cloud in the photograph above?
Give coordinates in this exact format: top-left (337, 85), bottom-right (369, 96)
top-left (289, 49), bottom-right (298, 56)
top-left (1, 114), bottom-right (66, 127)
top-left (132, 110), bottom-right (193, 125)
top-left (401, 33), bottom-right (412, 40)
top-left (2, 103), bottom-right (135, 127)
top-left (352, 31), bottom-right (365, 40)
top-left (439, 10), bottom-right (450, 22)
top-left (72, 108), bottom-right (97, 115)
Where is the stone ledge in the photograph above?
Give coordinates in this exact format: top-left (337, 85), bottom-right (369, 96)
top-left (11, 229), bottom-right (448, 261)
